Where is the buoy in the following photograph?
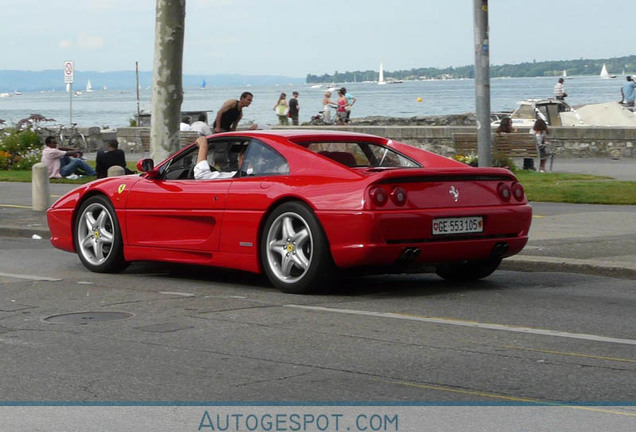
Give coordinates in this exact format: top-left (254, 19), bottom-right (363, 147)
top-left (416, 97), bottom-right (423, 102)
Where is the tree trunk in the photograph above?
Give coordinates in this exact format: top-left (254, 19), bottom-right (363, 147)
top-left (150, 0), bottom-right (186, 162)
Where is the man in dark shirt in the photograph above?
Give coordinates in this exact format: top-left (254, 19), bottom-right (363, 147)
top-left (95, 139), bottom-right (134, 178)
top-left (289, 91), bottom-right (300, 125)
top-left (212, 91), bottom-right (253, 170)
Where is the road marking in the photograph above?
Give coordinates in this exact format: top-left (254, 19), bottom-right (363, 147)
top-left (0, 204), bottom-right (31, 209)
top-left (384, 379), bottom-right (636, 416)
top-left (503, 345), bottom-right (636, 363)
top-left (159, 291), bottom-right (196, 297)
top-left (284, 305), bottom-right (636, 346)
top-left (0, 272), bottom-right (61, 281)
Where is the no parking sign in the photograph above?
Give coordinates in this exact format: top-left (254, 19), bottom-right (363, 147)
top-left (64, 61), bottom-right (74, 84)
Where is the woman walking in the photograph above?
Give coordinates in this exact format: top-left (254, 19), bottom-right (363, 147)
top-left (531, 118), bottom-right (550, 172)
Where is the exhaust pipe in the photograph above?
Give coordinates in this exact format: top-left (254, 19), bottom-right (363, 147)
top-left (399, 247), bottom-right (421, 261)
top-left (491, 242), bottom-right (509, 257)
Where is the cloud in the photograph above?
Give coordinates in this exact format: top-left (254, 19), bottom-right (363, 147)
top-left (78, 33), bottom-right (105, 50)
top-left (57, 34), bottom-right (104, 50)
top-left (194, 0), bottom-right (235, 5)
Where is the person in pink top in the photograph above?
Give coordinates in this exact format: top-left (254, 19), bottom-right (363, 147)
top-left (335, 89), bottom-right (349, 125)
top-left (41, 136), bottom-right (96, 179)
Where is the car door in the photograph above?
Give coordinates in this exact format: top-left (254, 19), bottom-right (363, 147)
top-left (124, 146), bottom-right (232, 252)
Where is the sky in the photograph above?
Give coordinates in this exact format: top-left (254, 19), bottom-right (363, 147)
top-left (1, 0), bottom-right (635, 78)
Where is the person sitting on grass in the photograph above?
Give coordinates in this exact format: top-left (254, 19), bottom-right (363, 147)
top-left (95, 139), bottom-right (134, 178)
top-left (41, 135), bottom-right (95, 179)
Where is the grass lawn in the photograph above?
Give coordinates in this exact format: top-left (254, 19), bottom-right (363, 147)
top-left (1, 165), bottom-right (635, 205)
top-left (514, 171), bottom-right (636, 205)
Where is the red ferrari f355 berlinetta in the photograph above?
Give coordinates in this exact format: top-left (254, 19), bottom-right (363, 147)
top-left (47, 130), bottom-right (532, 293)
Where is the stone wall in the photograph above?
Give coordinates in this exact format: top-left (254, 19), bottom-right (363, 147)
top-left (112, 125), bottom-right (636, 159)
top-left (272, 125), bottom-right (636, 158)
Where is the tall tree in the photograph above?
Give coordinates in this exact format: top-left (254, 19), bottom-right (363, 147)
top-left (151, 0), bottom-right (186, 162)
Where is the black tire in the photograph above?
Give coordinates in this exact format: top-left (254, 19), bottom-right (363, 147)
top-left (74, 195), bottom-right (129, 273)
top-left (435, 257), bottom-right (502, 282)
top-left (260, 202), bottom-right (335, 294)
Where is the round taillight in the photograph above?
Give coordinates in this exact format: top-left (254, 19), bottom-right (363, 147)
top-left (369, 186), bottom-right (388, 206)
top-left (390, 187), bottom-right (407, 206)
top-left (511, 182), bottom-right (525, 201)
top-left (497, 183), bottom-right (511, 202)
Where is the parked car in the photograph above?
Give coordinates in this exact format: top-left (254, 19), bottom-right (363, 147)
top-left (47, 130), bottom-right (532, 293)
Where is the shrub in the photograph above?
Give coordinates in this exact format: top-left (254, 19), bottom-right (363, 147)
top-left (0, 150), bottom-right (11, 170)
top-left (493, 152), bottom-right (517, 171)
top-left (0, 128), bottom-right (43, 170)
top-left (454, 152), bottom-right (518, 171)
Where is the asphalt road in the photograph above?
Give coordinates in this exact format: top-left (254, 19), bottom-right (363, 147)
top-left (1, 236), bottom-right (634, 403)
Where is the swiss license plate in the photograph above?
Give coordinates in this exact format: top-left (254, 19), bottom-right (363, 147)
top-left (432, 216), bottom-right (483, 235)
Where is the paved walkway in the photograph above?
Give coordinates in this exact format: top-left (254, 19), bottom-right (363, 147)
top-left (1, 157), bottom-right (635, 280)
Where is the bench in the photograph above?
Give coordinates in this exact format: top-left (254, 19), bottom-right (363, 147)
top-left (453, 133), bottom-right (554, 171)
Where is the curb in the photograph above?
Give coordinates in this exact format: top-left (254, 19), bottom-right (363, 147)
top-left (0, 226), bottom-right (49, 239)
top-left (501, 255), bottom-right (636, 280)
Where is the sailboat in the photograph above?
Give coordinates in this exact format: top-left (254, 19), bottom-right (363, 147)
top-left (86, 80), bottom-right (94, 92)
top-left (600, 64), bottom-right (616, 79)
top-left (378, 63), bottom-right (386, 85)
top-left (200, 78), bottom-right (206, 89)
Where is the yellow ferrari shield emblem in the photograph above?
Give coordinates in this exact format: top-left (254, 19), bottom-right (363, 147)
top-left (118, 184), bottom-right (126, 194)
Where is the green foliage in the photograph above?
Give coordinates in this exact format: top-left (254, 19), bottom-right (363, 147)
top-left (0, 128), bottom-right (43, 170)
top-left (493, 153), bottom-right (517, 171)
top-left (452, 152), bottom-right (518, 171)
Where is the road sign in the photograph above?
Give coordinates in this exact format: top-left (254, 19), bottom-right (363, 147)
top-left (64, 61), bottom-right (74, 84)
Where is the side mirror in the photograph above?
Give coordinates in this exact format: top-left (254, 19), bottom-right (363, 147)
top-left (136, 158), bottom-right (160, 179)
top-left (137, 158), bottom-right (154, 172)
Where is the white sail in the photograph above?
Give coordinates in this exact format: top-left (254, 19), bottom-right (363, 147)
top-left (86, 80), bottom-right (94, 92)
top-left (562, 70), bottom-right (567, 78)
top-left (600, 64), bottom-right (616, 79)
top-left (378, 63), bottom-right (386, 85)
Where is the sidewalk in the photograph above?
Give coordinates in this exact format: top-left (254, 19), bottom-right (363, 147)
top-left (1, 158), bottom-right (635, 280)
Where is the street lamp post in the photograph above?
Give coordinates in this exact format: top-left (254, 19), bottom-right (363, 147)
top-left (473, 0), bottom-right (492, 167)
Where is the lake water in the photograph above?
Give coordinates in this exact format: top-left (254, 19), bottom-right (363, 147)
top-left (0, 75), bottom-right (626, 129)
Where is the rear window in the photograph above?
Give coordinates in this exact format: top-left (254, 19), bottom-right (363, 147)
top-left (304, 142), bottom-right (419, 168)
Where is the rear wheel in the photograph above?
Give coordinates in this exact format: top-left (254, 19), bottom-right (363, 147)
top-left (435, 257), bottom-right (502, 282)
top-left (74, 195), bottom-right (128, 273)
top-left (261, 202), bottom-right (334, 294)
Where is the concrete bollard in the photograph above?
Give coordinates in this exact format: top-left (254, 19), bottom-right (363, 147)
top-left (32, 163), bottom-right (50, 212)
top-left (107, 165), bottom-right (125, 177)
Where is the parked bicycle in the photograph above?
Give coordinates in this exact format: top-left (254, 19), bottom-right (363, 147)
top-left (309, 104), bottom-right (338, 126)
top-left (39, 123), bottom-right (87, 151)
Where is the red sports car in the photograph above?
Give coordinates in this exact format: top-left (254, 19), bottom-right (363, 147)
top-left (47, 130), bottom-right (532, 293)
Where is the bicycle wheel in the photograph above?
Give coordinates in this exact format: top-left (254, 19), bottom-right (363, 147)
top-left (68, 132), bottom-right (87, 150)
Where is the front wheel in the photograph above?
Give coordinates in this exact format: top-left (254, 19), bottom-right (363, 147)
top-left (74, 195), bottom-right (129, 273)
top-left (68, 132), bottom-right (87, 150)
top-left (435, 257), bottom-right (502, 282)
top-left (261, 202), bottom-right (335, 294)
